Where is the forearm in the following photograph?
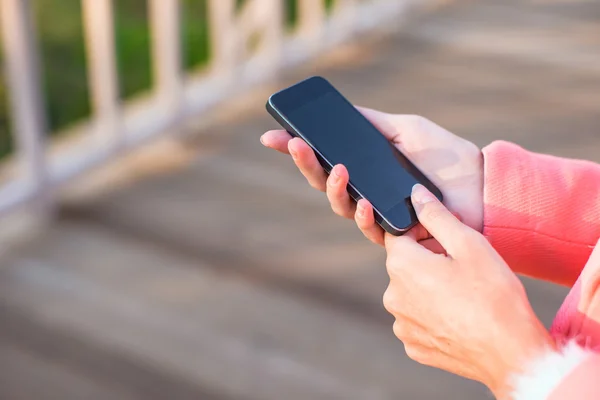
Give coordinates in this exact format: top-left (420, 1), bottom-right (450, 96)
top-left (482, 141), bottom-right (600, 286)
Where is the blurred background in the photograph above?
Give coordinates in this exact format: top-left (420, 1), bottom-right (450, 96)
top-left (0, 0), bottom-right (598, 398)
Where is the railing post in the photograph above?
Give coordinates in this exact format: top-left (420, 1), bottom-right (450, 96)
top-left (208, 0), bottom-right (237, 77)
top-left (149, 0), bottom-right (183, 116)
top-left (233, 0), bottom-right (284, 78)
top-left (258, 0), bottom-right (284, 69)
top-left (332, 0), bottom-right (358, 38)
top-left (0, 0), bottom-right (49, 209)
top-left (298, 0), bottom-right (326, 45)
top-left (81, 0), bottom-right (121, 147)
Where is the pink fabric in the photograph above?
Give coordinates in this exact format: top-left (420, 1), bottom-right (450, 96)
top-left (483, 141), bottom-right (600, 398)
top-left (483, 141), bottom-right (600, 287)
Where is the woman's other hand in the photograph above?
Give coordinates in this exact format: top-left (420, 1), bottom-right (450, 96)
top-left (383, 184), bottom-right (554, 398)
top-left (261, 109), bottom-right (483, 246)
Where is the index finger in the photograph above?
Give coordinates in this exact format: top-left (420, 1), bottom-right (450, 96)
top-left (411, 185), bottom-right (473, 257)
top-left (261, 130), bottom-right (292, 154)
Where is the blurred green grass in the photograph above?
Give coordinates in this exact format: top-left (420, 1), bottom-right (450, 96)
top-left (0, 0), bottom-right (334, 159)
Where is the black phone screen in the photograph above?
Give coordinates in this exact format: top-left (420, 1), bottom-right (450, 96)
top-left (288, 91), bottom-right (417, 213)
top-left (269, 77), bottom-right (441, 231)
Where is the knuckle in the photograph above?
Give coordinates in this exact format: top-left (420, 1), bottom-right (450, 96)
top-left (454, 228), bottom-right (483, 248)
top-left (382, 287), bottom-right (400, 315)
top-left (385, 253), bottom-right (403, 277)
top-left (404, 346), bottom-right (430, 365)
top-left (392, 321), bottom-right (408, 340)
top-left (404, 345), bottom-right (423, 363)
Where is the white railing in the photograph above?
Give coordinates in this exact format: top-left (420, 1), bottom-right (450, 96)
top-left (0, 0), bottom-right (426, 218)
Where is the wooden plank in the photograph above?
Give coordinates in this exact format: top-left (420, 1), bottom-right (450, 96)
top-left (0, 300), bottom-right (240, 400)
top-left (62, 152), bottom-right (391, 322)
top-left (0, 342), bottom-right (133, 400)
top-left (1, 221), bottom-right (485, 399)
top-left (408, 1), bottom-right (600, 75)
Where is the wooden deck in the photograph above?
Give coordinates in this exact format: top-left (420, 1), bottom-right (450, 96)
top-left (2, 1), bottom-right (600, 398)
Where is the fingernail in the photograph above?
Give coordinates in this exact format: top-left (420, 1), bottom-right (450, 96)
top-left (331, 167), bottom-right (341, 184)
top-left (412, 184), bottom-right (435, 205)
top-left (357, 203), bottom-right (365, 218)
top-left (289, 147), bottom-right (297, 159)
top-left (260, 135), bottom-right (266, 146)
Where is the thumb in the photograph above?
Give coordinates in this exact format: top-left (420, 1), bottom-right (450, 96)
top-left (411, 184), bottom-right (469, 255)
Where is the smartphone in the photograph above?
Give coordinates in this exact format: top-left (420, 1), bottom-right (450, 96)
top-left (266, 76), bottom-right (442, 236)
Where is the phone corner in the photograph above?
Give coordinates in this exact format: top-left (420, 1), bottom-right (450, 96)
top-left (376, 215), bottom-right (410, 237)
top-left (308, 75), bottom-right (326, 81)
top-left (265, 93), bottom-right (275, 107)
top-left (265, 97), bottom-right (278, 118)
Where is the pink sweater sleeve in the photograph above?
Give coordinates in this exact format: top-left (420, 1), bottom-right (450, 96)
top-left (482, 141), bottom-right (600, 286)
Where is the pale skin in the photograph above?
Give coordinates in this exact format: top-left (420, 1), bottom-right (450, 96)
top-left (261, 108), bottom-right (555, 398)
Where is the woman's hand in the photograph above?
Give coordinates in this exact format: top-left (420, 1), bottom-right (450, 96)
top-left (261, 108), bottom-right (483, 246)
top-left (384, 184), bottom-right (554, 398)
